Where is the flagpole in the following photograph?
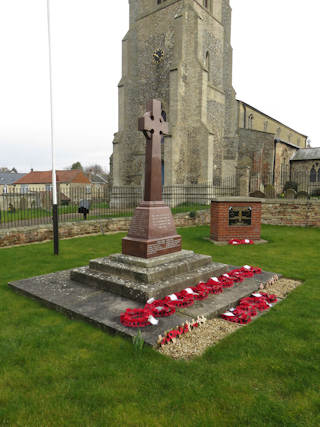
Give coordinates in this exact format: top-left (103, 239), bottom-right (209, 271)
top-left (47, 0), bottom-right (59, 255)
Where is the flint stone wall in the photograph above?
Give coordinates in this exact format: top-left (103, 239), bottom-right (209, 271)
top-left (1, 200), bottom-right (320, 248)
top-left (0, 211), bottom-right (210, 248)
top-left (261, 199), bottom-right (320, 227)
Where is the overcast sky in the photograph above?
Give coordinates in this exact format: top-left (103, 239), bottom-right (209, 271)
top-left (0, 0), bottom-right (319, 173)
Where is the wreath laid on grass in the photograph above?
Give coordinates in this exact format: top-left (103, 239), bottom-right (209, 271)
top-left (229, 239), bottom-right (254, 245)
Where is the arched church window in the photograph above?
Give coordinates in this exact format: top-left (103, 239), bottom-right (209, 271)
top-left (203, 0), bottom-right (209, 8)
top-left (248, 114), bottom-right (254, 130)
top-left (310, 166), bottom-right (317, 183)
top-left (318, 168), bottom-right (320, 182)
top-left (264, 121), bottom-right (268, 131)
top-left (288, 133), bottom-right (292, 142)
top-left (276, 127), bottom-right (281, 137)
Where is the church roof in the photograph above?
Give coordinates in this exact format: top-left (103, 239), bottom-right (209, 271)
top-left (291, 148), bottom-right (320, 161)
top-left (237, 100), bottom-right (308, 139)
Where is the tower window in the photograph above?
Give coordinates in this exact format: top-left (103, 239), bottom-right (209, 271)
top-left (203, 0), bottom-right (211, 9)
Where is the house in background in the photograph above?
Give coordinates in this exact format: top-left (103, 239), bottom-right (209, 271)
top-left (86, 172), bottom-right (109, 199)
top-left (0, 171), bottom-right (26, 195)
top-left (14, 170), bottom-right (91, 202)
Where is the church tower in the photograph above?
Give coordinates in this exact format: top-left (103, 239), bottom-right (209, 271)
top-left (112, 0), bottom-right (238, 188)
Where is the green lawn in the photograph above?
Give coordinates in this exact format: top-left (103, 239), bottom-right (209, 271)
top-left (0, 225), bottom-right (319, 426)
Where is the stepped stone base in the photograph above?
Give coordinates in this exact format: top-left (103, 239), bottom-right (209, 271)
top-left (70, 250), bottom-right (228, 303)
top-left (8, 267), bottom-right (280, 346)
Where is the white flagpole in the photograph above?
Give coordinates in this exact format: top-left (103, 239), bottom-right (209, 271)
top-left (46, 0), bottom-right (59, 255)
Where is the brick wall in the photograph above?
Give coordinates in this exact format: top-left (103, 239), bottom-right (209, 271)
top-left (261, 199), bottom-right (320, 227)
top-left (210, 200), bottom-right (261, 241)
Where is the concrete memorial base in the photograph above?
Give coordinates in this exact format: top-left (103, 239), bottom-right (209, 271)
top-left (9, 259), bottom-right (279, 346)
top-left (71, 250), bottom-right (227, 302)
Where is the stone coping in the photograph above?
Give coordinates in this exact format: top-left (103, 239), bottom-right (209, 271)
top-left (261, 198), bottom-right (320, 204)
top-left (211, 197), bottom-right (263, 203)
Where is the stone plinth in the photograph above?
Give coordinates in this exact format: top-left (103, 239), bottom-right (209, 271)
top-left (210, 197), bottom-right (263, 242)
top-left (122, 201), bottom-right (182, 258)
top-left (9, 267), bottom-right (280, 346)
top-left (70, 250), bottom-right (227, 303)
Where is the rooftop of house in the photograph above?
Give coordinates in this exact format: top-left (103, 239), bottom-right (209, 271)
top-left (291, 147), bottom-right (320, 161)
top-left (89, 173), bottom-right (108, 184)
top-left (14, 170), bottom-right (90, 185)
top-left (0, 172), bottom-right (26, 185)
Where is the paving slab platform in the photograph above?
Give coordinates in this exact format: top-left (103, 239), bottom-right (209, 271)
top-left (8, 267), bottom-right (279, 347)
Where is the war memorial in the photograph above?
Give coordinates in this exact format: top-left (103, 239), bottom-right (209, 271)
top-left (9, 100), bottom-right (279, 346)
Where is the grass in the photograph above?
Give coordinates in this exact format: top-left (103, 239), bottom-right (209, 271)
top-left (0, 225), bottom-right (319, 426)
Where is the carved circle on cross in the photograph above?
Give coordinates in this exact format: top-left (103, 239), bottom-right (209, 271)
top-left (139, 100), bottom-right (169, 141)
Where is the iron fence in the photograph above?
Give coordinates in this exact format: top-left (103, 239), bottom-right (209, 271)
top-left (0, 178), bottom-right (238, 230)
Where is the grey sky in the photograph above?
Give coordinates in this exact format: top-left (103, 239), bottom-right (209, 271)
top-left (0, 0), bottom-right (318, 173)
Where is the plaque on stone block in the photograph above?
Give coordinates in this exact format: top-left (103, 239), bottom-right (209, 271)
top-left (229, 206), bottom-right (252, 226)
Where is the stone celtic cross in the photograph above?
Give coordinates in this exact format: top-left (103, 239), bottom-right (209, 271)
top-left (138, 99), bottom-right (168, 201)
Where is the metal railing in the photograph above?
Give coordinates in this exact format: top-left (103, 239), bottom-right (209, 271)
top-left (0, 179), bottom-right (238, 230)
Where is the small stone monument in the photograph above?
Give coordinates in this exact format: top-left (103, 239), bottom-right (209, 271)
top-left (122, 100), bottom-right (182, 258)
top-left (285, 188), bottom-right (297, 199)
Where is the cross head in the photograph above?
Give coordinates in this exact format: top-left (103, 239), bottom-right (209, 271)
top-left (138, 99), bottom-right (168, 140)
top-left (138, 99), bottom-right (168, 201)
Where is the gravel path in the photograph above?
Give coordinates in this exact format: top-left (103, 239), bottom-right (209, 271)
top-left (158, 278), bottom-right (302, 360)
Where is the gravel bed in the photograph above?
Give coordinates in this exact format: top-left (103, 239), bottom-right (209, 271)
top-left (158, 319), bottom-right (239, 360)
top-left (158, 278), bottom-right (302, 360)
top-left (262, 277), bottom-right (301, 299)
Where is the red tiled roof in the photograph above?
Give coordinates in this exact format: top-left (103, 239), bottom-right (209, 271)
top-left (14, 170), bottom-right (90, 185)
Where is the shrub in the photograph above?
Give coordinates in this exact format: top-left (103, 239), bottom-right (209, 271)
top-left (283, 181), bottom-right (298, 192)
